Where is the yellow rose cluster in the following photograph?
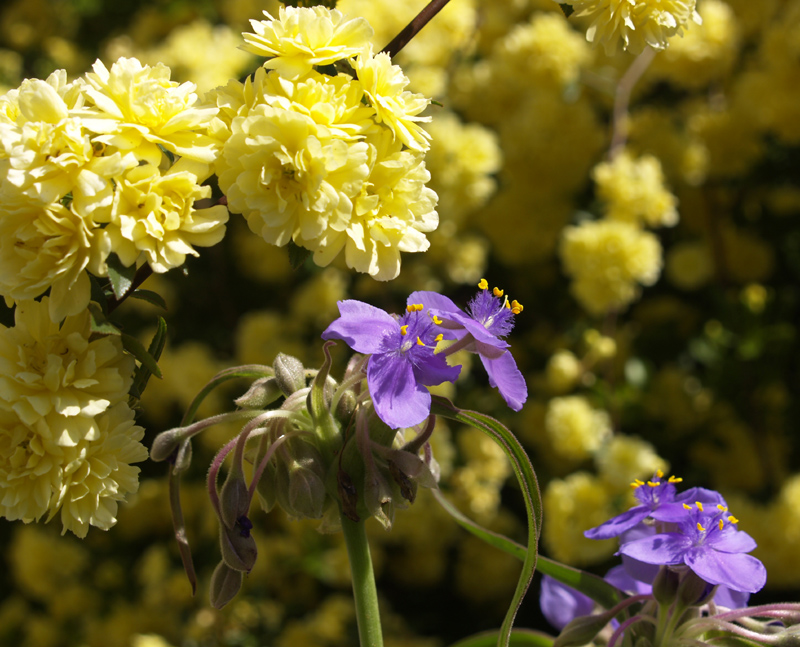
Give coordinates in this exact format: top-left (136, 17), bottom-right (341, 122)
top-left (212, 5), bottom-right (438, 281)
top-left (0, 59), bottom-right (228, 323)
top-left (556, 0), bottom-right (702, 55)
top-left (0, 298), bottom-right (147, 537)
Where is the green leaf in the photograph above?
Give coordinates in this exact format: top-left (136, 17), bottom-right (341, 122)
top-left (121, 332), bottom-right (163, 380)
top-left (559, 3), bottom-right (574, 17)
top-left (87, 302), bottom-right (121, 336)
top-left (131, 317), bottom-right (167, 398)
top-left (106, 254), bottom-right (137, 300)
top-left (287, 240), bottom-right (312, 270)
top-left (89, 275), bottom-right (112, 313)
top-left (449, 630), bottom-right (554, 647)
top-left (128, 289), bottom-right (168, 310)
top-left (431, 397), bottom-right (541, 647)
top-left (433, 488), bottom-right (624, 612)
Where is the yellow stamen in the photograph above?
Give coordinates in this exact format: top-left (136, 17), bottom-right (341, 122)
top-left (717, 504), bottom-right (728, 512)
top-left (696, 502), bottom-right (704, 512)
top-left (416, 337), bottom-right (425, 346)
top-left (435, 334), bottom-right (443, 343)
top-left (630, 479), bottom-right (644, 489)
top-left (728, 515), bottom-right (739, 524)
top-left (406, 305), bottom-right (415, 313)
top-left (511, 300), bottom-right (523, 314)
top-left (478, 278), bottom-right (488, 290)
top-left (647, 480), bottom-right (659, 487)
top-left (493, 287), bottom-right (504, 297)
top-left (668, 475), bottom-right (683, 483)
top-left (400, 325), bottom-right (408, 336)
top-left (697, 523), bottom-right (706, 532)
top-left (432, 315), bottom-right (443, 325)
top-left (719, 519), bottom-right (724, 530)
top-left (683, 503), bottom-right (693, 510)
top-left (656, 469), bottom-right (664, 478)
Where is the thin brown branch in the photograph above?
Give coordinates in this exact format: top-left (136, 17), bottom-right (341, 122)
top-left (106, 264), bottom-right (154, 315)
top-left (381, 0), bottom-right (453, 59)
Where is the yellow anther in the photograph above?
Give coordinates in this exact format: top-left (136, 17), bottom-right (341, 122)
top-left (647, 480), bottom-right (659, 487)
top-left (400, 325), bottom-right (408, 336)
top-left (493, 287), bottom-right (504, 297)
top-left (406, 305), bottom-right (415, 313)
top-left (432, 315), bottom-right (443, 325)
top-left (630, 479), bottom-right (644, 489)
top-left (728, 515), bottom-right (739, 524)
top-left (717, 504), bottom-right (728, 512)
top-left (719, 519), bottom-right (724, 530)
top-left (478, 278), bottom-right (488, 290)
top-left (416, 337), bottom-right (425, 346)
top-left (697, 523), bottom-right (706, 532)
top-left (656, 469), bottom-right (664, 478)
top-left (683, 503), bottom-right (692, 510)
top-left (434, 334), bottom-right (443, 343)
top-left (511, 300), bottom-right (523, 314)
top-left (668, 475), bottom-right (683, 483)
top-left (696, 502), bottom-right (704, 512)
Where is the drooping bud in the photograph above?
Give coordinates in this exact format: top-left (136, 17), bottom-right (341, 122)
top-left (219, 465), bottom-right (251, 530)
top-left (286, 461), bottom-right (327, 519)
top-left (254, 458), bottom-right (278, 513)
top-left (364, 466), bottom-right (396, 530)
top-left (274, 353), bottom-right (306, 396)
top-left (219, 516), bottom-right (258, 572)
top-left (235, 377), bottom-right (282, 409)
top-left (150, 428), bottom-right (184, 462)
top-left (173, 439), bottom-right (193, 474)
top-left (554, 606), bottom-right (617, 647)
top-left (677, 569), bottom-right (715, 608)
top-left (209, 561), bottom-right (243, 609)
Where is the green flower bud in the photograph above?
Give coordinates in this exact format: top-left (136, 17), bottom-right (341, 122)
top-left (173, 439), bottom-right (193, 474)
top-left (274, 353), bottom-right (306, 396)
top-left (364, 467), bottom-right (395, 530)
top-left (652, 565), bottom-right (680, 606)
top-left (555, 606), bottom-right (618, 647)
top-left (150, 428), bottom-right (183, 462)
top-left (275, 439), bottom-right (328, 519)
top-left (677, 569), bottom-right (714, 608)
top-left (209, 561), bottom-right (243, 609)
top-left (235, 377), bottom-right (282, 409)
top-left (219, 517), bottom-right (258, 572)
top-left (219, 467), bottom-right (250, 530)
top-left (255, 459), bottom-right (278, 513)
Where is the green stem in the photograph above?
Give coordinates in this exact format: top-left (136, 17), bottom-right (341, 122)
top-left (341, 514), bottom-right (384, 647)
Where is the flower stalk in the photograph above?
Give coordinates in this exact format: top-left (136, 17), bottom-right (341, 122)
top-left (341, 513), bottom-right (384, 647)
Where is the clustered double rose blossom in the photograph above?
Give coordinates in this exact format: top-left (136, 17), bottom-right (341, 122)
top-left (212, 5), bottom-right (438, 281)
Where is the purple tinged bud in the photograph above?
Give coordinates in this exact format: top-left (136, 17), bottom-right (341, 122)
top-left (234, 377), bottom-right (282, 409)
top-left (273, 353), bottom-right (306, 396)
top-left (219, 520), bottom-right (258, 572)
top-left (219, 464), bottom-right (251, 530)
top-left (651, 565), bottom-right (680, 606)
top-left (209, 561), bottom-right (243, 609)
top-left (554, 607), bottom-right (618, 647)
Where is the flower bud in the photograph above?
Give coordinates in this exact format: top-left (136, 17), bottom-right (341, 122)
top-left (219, 467), bottom-right (251, 530)
top-left (274, 353), bottom-right (306, 396)
top-left (677, 569), bottom-right (715, 608)
top-left (338, 467), bottom-right (360, 522)
top-left (652, 565), bottom-right (680, 606)
top-left (335, 387), bottom-right (357, 421)
top-left (235, 377), bottom-right (282, 409)
top-left (150, 428), bottom-right (183, 462)
top-left (388, 459), bottom-right (417, 504)
top-left (209, 561), bottom-right (243, 609)
top-left (287, 463), bottom-right (327, 519)
top-left (274, 439), bottom-right (328, 519)
top-left (364, 467), bottom-right (395, 530)
top-left (554, 606), bottom-right (618, 647)
top-left (219, 516), bottom-right (258, 572)
top-left (254, 459), bottom-right (278, 513)
top-left (173, 439), bottom-right (193, 474)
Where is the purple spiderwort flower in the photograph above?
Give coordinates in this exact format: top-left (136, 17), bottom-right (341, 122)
top-left (409, 279), bottom-right (527, 411)
top-left (618, 500), bottom-right (767, 593)
top-left (540, 575), bottom-right (595, 630)
top-left (585, 471), bottom-right (726, 540)
top-left (321, 299), bottom-right (461, 429)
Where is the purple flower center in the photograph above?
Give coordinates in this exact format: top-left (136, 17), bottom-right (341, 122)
top-left (386, 306), bottom-right (443, 364)
top-left (679, 502), bottom-right (737, 547)
top-left (632, 474), bottom-right (679, 509)
top-left (467, 289), bottom-right (515, 339)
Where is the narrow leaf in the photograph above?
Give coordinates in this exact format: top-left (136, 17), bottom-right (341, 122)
top-left (431, 397), bottom-right (541, 647)
top-left (87, 302), bottom-right (121, 336)
top-left (128, 289), bottom-right (168, 310)
top-left (180, 365), bottom-right (275, 427)
top-left (106, 254), bottom-right (137, 300)
top-left (131, 317), bottom-right (167, 398)
top-left (121, 332), bottom-right (163, 379)
top-left (449, 629), bottom-right (555, 647)
top-left (287, 240), bottom-right (312, 270)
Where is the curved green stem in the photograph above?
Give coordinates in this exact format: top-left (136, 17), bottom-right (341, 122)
top-left (341, 514), bottom-right (384, 647)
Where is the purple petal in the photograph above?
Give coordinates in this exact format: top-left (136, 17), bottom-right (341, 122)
top-left (408, 290), bottom-right (461, 314)
top-left (585, 506), bottom-right (650, 540)
top-left (481, 352), bottom-right (527, 411)
top-left (540, 576), bottom-right (594, 630)
top-left (713, 586), bottom-right (750, 609)
top-left (448, 310), bottom-right (508, 348)
top-left (367, 352), bottom-right (431, 429)
top-left (675, 487), bottom-right (728, 508)
top-left (605, 564), bottom-right (653, 595)
top-left (412, 352), bottom-right (461, 387)
top-left (322, 300), bottom-right (397, 354)
top-left (684, 548), bottom-right (767, 593)
top-left (474, 337), bottom-right (510, 359)
top-left (707, 528), bottom-right (757, 554)
top-left (651, 502), bottom-right (694, 523)
top-left (618, 533), bottom-right (693, 565)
